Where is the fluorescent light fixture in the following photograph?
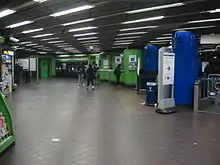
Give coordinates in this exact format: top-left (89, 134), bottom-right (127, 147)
top-left (112, 46), bottom-right (127, 49)
top-left (126, 2), bottom-right (184, 14)
top-left (63, 47), bottom-right (76, 50)
top-left (77, 36), bottom-right (98, 41)
top-left (38, 52), bottom-right (48, 54)
top-left (74, 32), bottom-right (97, 37)
top-left (21, 41), bottom-right (32, 45)
top-left (63, 18), bottom-right (95, 26)
top-left (57, 45), bottom-right (71, 48)
top-left (174, 25), bottom-right (216, 31)
top-left (33, 45), bottom-right (44, 48)
top-left (74, 54), bottom-right (87, 57)
top-left (22, 28), bottom-right (43, 34)
top-left (41, 37), bottom-right (59, 41)
top-left (6, 21), bottom-right (33, 28)
top-left (10, 37), bottom-right (20, 42)
top-left (150, 40), bottom-right (171, 43)
top-left (33, 33), bottom-right (53, 38)
top-left (34, 0), bottom-right (48, 3)
top-left (114, 42), bottom-right (132, 45)
top-left (25, 49), bottom-right (36, 52)
top-left (120, 26), bottom-right (157, 31)
top-left (156, 36), bottom-right (172, 40)
top-left (59, 55), bottom-right (70, 57)
top-left (0, 9), bottom-right (16, 18)
top-left (162, 33), bottom-right (172, 36)
top-left (26, 43), bottom-right (38, 46)
top-left (68, 26), bottom-right (97, 32)
top-left (80, 40), bottom-right (99, 43)
top-left (48, 40), bottom-right (64, 44)
top-left (122, 16), bottom-right (164, 24)
top-left (188, 18), bottom-right (220, 24)
top-left (115, 36), bottom-right (140, 40)
top-left (118, 32), bottom-right (147, 36)
top-left (208, 9), bottom-right (220, 13)
top-left (115, 40), bottom-right (134, 43)
top-left (82, 43), bottom-right (99, 46)
top-left (50, 5), bottom-right (94, 17)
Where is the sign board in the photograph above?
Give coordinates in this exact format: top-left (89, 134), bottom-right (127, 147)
top-left (18, 59), bottom-right (29, 70)
top-left (103, 59), bottom-right (109, 69)
top-left (30, 58), bottom-right (37, 71)
top-left (163, 53), bottom-right (175, 85)
top-left (129, 55), bottom-right (137, 63)
top-left (115, 56), bottom-right (122, 64)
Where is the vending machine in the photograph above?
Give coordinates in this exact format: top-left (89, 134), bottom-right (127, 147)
top-left (1, 50), bottom-right (14, 94)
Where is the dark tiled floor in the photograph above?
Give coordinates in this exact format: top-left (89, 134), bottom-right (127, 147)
top-left (0, 79), bottom-right (220, 165)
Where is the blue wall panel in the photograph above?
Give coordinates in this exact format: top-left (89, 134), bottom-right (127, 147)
top-left (145, 45), bottom-right (158, 71)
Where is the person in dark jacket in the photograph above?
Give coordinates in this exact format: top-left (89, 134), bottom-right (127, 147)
top-left (86, 64), bottom-right (95, 90)
top-left (114, 64), bottom-right (122, 85)
top-left (77, 63), bottom-right (85, 86)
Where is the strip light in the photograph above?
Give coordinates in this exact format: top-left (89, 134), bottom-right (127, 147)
top-left (6, 21), bottom-right (33, 28)
top-left (21, 41), bottom-right (32, 45)
top-left (48, 40), bottom-right (64, 44)
top-left (26, 43), bottom-right (38, 46)
top-left (74, 32), bottom-right (97, 37)
top-left (162, 33), bottom-right (172, 36)
top-left (208, 9), bottom-right (220, 13)
top-left (68, 26), bottom-right (97, 32)
top-left (0, 9), bottom-right (16, 18)
top-left (118, 32), bottom-right (147, 36)
top-left (188, 18), bottom-right (220, 24)
top-left (120, 26), bottom-right (157, 31)
top-left (174, 25), bottom-right (216, 31)
top-left (54, 43), bottom-right (69, 46)
top-left (50, 5), bottom-right (94, 17)
top-left (112, 46), bottom-right (127, 49)
top-left (114, 42), bottom-right (132, 45)
top-left (63, 18), bottom-right (95, 26)
top-left (33, 33), bottom-right (53, 38)
top-left (41, 37), bottom-right (59, 41)
top-left (156, 36), bottom-right (172, 40)
top-left (22, 28), bottom-right (43, 34)
top-left (150, 40), bottom-right (171, 43)
top-left (34, 0), bottom-right (48, 2)
top-left (126, 2), bottom-right (185, 14)
top-left (77, 37), bottom-right (98, 41)
top-left (122, 16), bottom-right (164, 24)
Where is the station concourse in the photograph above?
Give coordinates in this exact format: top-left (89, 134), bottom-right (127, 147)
top-left (0, 0), bottom-right (220, 165)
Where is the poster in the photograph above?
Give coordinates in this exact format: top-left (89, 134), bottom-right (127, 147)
top-left (18, 59), bottom-right (29, 70)
top-left (103, 59), bottom-right (109, 69)
top-left (129, 55), bottom-right (137, 63)
top-left (30, 58), bottom-right (37, 71)
top-left (163, 53), bottom-right (175, 85)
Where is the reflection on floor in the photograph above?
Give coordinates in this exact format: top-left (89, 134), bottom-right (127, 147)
top-left (0, 79), bottom-right (220, 165)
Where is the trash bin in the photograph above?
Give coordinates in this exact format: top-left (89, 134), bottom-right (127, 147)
top-left (146, 82), bottom-right (157, 106)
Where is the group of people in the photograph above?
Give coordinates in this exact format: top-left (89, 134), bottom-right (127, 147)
top-left (77, 62), bottom-right (99, 90)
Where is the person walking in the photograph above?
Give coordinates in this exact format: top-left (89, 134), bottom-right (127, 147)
top-left (77, 63), bottom-right (85, 86)
top-left (114, 64), bottom-right (122, 85)
top-left (86, 64), bottom-right (95, 90)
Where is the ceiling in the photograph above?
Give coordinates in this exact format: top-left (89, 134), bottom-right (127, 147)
top-left (0, 0), bottom-right (220, 55)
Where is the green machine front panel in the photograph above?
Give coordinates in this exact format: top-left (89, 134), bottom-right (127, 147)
top-left (41, 59), bottom-right (49, 79)
top-left (0, 93), bottom-right (15, 154)
top-left (123, 49), bottom-right (143, 86)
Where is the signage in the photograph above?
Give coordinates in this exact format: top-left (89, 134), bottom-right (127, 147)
top-left (3, 50), bottom-right (14, 56)
top-left (30, 58), bottom-right (37, 71)
top-left (163, 53), bottom-right (175, 85)
top-left (115, 56), bottom-right (122, 64)
top-left (18, 59), bottom-right (29, 70)
top-left (129, 55), bottom-right (136, 63)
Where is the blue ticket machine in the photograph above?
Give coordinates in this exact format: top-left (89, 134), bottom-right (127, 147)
top-left (146, 82), bottom-right (157, 106)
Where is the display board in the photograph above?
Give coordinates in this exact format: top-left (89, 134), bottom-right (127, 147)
top-left (103, 59), bottom-right (109, 69)
top-left (18, 59), bottom-right (29, 70)
top-left (115, 56), bottom-right (122, 64)
top-left (30, 58), bottom-right (37, 71)
top-left (163, 53), bottom-right (175, 85)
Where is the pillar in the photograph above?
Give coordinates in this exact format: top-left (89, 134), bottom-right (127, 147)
top-left (173, 31), bottom-right (199, 105)
top-left (145, 45), bottom-right (158, 71)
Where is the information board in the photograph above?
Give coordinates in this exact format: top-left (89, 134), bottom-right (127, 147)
top-left (30, 58), bottom-right (37, 71)
top-left (163, 53), bottom-right (175, 85)
top-left (18, 59), bottom-right (29, 70)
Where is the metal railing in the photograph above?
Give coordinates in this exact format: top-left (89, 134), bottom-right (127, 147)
top-left (194, 75), bottom-right (220, 115)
